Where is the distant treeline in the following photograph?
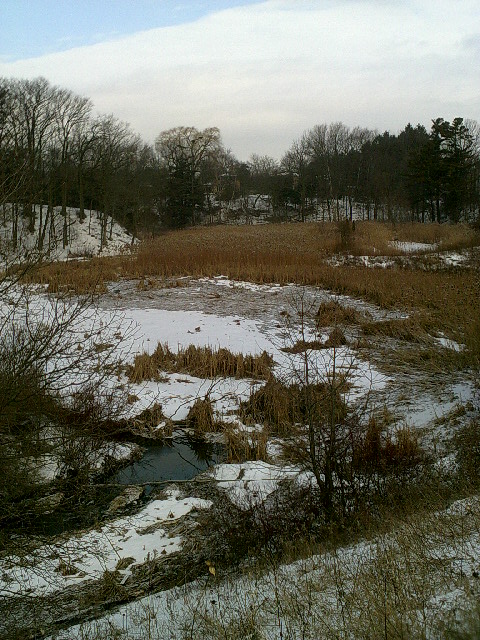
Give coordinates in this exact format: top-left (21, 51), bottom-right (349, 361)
top-left (1, 76), bottom-right (479, 243)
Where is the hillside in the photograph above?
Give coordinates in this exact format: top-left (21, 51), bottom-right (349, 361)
top-left (0, 204), bottom-right (135, 261)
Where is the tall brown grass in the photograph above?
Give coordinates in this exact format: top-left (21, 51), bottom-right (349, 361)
top-left (26, 222), bottom-right (480, 359)
top-left (224, 426), bottom-right (269, 463)
top-left (126, 342), bottom-right (274, 383)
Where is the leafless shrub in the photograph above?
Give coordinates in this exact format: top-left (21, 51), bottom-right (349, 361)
top-left (336, 218), bottom-right (355, 252)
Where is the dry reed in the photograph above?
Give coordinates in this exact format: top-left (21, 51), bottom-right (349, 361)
top-left (126, 342), bottom-right (274, 382)
top-left (25, 222), bottom-right (480, 360)
top-left (224, 426), bottom-right (269, 463)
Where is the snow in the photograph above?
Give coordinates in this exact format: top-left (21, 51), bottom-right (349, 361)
top-left (440, 251), bottom-right (469, 266)
top-left (434, 335), bottom-right (465, 352)
top-left (391, 240), bottom-right (438, 252)
top-left (123, 307), bottom-right (274, 358)
top-left (48, 495), bottom-right (480, 640)
top-left (205, 460), bottom-right (312, 507)
top-left (200, 275), bottom-right (284, 294)
top-left (128, 373), bottom-right (256, 421)
top-left (0, 489), bottom-right (211, 598)
top-left (359, 255), bottom-right (396, 268)
top-left (0, 205), bottom-right (135, 261)
top-left (400, 381), bottom-right (474, 431)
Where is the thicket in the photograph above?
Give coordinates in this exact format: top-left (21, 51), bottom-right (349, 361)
top-left (0, 261), bottom-right (132, 539)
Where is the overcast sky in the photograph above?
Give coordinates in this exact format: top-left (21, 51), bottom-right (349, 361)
top-left (1, 0), bottom-right (479, 160)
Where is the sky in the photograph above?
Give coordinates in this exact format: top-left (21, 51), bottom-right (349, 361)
top-left (0, 0), bottom-right (479, 160)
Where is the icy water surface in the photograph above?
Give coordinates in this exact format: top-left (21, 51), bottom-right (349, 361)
top-left (113, 436), bottom-right (224, 484)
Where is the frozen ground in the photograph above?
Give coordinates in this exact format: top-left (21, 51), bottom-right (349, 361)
top-left (49, 495), bottom-right (480, 640)
top-left (2, 274), bottom-right (477, 639)
top-left (1, 489), bottom-right (210, 598)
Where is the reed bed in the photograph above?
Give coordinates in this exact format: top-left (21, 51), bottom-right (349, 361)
top-left (126, 342), bottom-right (274, 383)
top-left (26, 222), bottom-right (480, 358)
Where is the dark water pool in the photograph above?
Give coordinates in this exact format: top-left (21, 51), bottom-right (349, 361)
top-left (112, 436), bottom-right (224, 485)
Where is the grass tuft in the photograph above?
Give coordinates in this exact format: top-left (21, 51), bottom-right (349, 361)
top-left (126, 343), bottom-right (274, 382)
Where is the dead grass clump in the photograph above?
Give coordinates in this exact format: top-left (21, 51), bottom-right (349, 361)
top-left (361, 316), bottom-right (431, 344)
top-left (95, 569), bottom-right (127, 602)
top-left (284, 328), bottom-right (347, 352)
top-left (128, 402), bottom-right (172, 438)
top-left (126, 351), bottom-right (170, 383)
top-left (282, 327), bottom-right (348, 354)
top-left (355, 419), bottom-right (424, 473)
top-left (282, 339), bottom-right (324, 354)
top-left (324, 327), bottom-right (347, 348)
top-left (136, 277), bottom-right (158, 290)
top-left (241, 379), bottom-right (299, 435)
top-left (186, 397), bottom-right (215, 436)
top-left (127, 343), bottom-right (274, 382)
top-left (316, 301), bottom-right (360, 327)
top-left (241, 379), bottom-right (339, 437)
top-left (225, 427), bottom-right (268, 463)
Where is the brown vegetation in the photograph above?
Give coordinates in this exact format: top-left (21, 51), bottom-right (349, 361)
top-left (224, 426), bottom-right (269, 463)
top-left (25, 222), bottom-right (480, 360)
top-left (316, 300), bottom-right (361, 327)
top-left (186, 398), bottom-right (216, 435)
top-left (126, 342), bottom-right (274, 383)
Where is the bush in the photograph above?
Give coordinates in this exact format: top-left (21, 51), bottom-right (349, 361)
top-left (454, 419), bottom-right (480, 486)
top-left (198, 481), bottom-right (322, 566)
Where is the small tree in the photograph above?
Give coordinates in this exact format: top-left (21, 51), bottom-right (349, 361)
top-left (279, 292), bottom-right (424, 524)
top-left (276, 292), bottom-right (364, 522)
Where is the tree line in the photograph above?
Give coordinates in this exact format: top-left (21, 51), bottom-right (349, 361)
top-left (1, 76), bottom-right (479, 246)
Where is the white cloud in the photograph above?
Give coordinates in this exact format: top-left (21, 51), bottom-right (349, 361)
top-left (1, 0), bottom-right (478, 159)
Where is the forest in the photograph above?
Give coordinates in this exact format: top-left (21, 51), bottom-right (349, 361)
top-left (1, 76), bottom-right (479, 246)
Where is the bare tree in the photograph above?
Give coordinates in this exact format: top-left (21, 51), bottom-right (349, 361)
top-left (155, 126), bottom-right (223, 227)
top-left (281, 133), bottom-right (312, 221)
top-left (53, 88), bottom-right (92, 248)
top-left (90, 114), bottom-right (141, 248)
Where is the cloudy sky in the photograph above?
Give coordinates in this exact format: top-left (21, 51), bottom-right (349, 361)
top-left (1, 0), bottom-right (479, 160)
